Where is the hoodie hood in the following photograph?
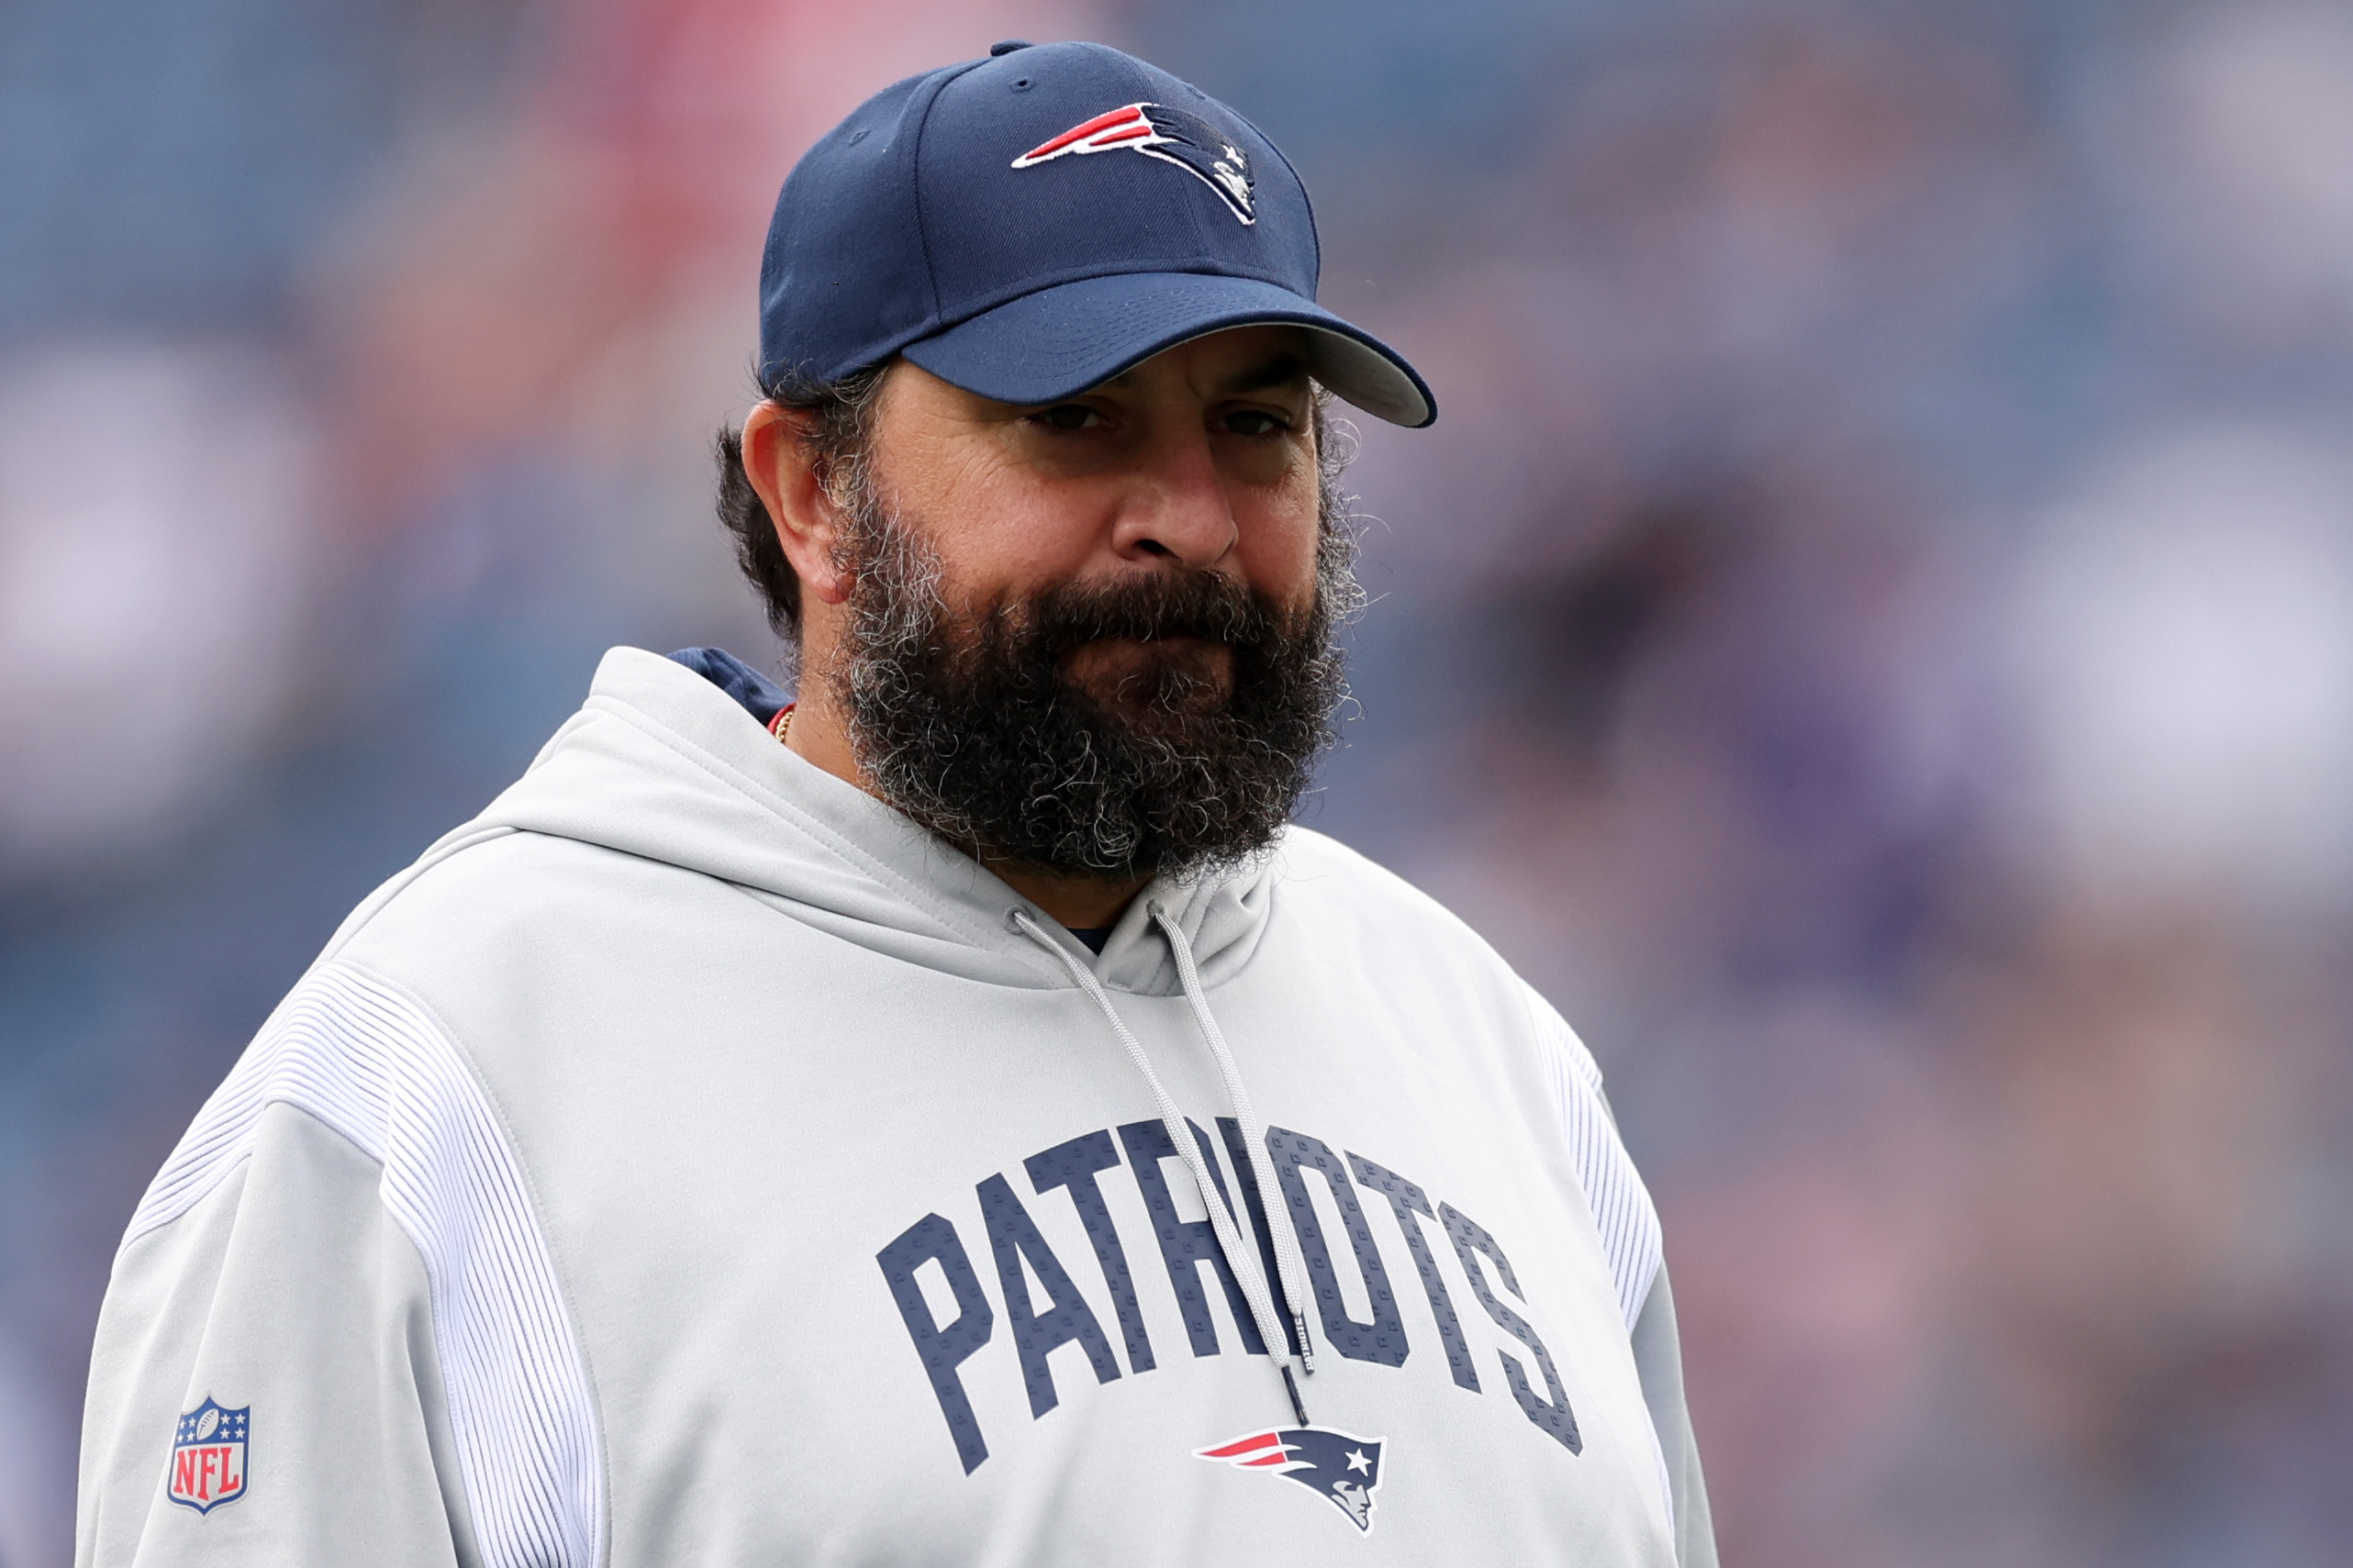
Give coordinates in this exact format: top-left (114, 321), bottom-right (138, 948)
top-left (461, 646), bottom-right (1277, 995)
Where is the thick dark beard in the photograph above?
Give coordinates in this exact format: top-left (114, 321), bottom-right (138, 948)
top-left (831, 504), bottom-right (1358, 882)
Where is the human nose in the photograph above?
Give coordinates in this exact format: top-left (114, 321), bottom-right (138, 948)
top-left (1108, 420), bottom-right (1239, 569)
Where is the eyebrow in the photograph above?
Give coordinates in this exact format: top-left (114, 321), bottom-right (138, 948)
top-left (1217, 351), bottom-right (1311, 395)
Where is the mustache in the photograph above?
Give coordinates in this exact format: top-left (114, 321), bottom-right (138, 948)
top-left (990, 571), bottom-right (1283, 662)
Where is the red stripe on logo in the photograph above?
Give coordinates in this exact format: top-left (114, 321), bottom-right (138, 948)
top-left (1018, 104), bottom-right (1146, 162)
top-left (1197, 1430), bottom-right (1282, 1459)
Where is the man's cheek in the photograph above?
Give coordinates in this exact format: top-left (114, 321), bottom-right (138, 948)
top-left (1239, 510), bottom-right (1321, 602)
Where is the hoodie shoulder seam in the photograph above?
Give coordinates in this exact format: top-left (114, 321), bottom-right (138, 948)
top-left (317, 824), bottom-right (521, 965)
top-left (121, 959), bottom-right (607, 1568)
top-left (1276, 828), bottom-right (1498, 946)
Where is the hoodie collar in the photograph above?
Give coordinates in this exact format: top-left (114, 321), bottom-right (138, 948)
top-left (471, 648), bottom-right (1277, 996)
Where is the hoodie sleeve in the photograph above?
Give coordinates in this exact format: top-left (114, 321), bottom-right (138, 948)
top-left (77, 1105), bottom-right (477, 1566)
top-left (1629, 1262), bottom-right (1718, 1568)
top-left (1522, 982), bottom-right (1718, 1568)
top-left (77, 962), bottom-right (603, 1568)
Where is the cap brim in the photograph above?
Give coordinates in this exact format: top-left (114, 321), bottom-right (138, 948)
top-left (899, 272), bottom-right (1435, 428)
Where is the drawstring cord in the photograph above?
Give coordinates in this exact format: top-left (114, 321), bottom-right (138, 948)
top-left (1009, 907), bottom-right (1313, 1426)
top-left (1147, 900), bottom-right (1320, 1378)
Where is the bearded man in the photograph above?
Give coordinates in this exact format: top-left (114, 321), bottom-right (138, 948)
top-left (78, 40), bottom-right (1714, 1568)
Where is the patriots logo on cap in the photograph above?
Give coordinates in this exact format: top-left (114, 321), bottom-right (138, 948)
top-left (1011, 102), bottom-right (1256, 224)
top-left (166, 1396), bottom-right (250, 1515)
top-left (1195, 1426), bottom-right (1387, 1532)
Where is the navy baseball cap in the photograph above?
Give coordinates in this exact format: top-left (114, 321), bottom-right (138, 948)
top-left (757, 40), bottom-right (1435, 428)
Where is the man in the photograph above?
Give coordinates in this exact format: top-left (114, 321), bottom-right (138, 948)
top-left (79, 40), bottom-right (1714, 1567)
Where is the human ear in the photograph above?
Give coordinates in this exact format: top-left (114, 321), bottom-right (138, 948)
top-left (742, 402), bottom-right (853, 606)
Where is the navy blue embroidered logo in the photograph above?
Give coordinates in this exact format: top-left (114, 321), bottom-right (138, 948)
top-left (167, 1396), bottom-right (250, 1514)
top-left (1011, 102), bottom-right (1256, 224)
top-left (1195, 1426), bottom-right (1386, 1532)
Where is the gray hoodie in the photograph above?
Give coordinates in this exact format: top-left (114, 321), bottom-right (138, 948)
top-left (78, 646), bottom-right (1715, 1566)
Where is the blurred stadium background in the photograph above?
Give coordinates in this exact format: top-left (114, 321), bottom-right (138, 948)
top-left (6, 0), bottom-right (2353, 1562)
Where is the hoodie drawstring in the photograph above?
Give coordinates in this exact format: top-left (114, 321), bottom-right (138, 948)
top-left (1009, 906), bottom-right (1315, 1427)
top-left (1147, 900), bottom-right (1320, 1378)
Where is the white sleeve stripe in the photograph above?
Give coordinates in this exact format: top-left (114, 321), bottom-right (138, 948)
top-left (1523, 985), bottom-right (1665, 1334)
top-left (122, 963), bottom-right (604, 1568)
top-left (1524, 988), bottom-right (1675, 1536)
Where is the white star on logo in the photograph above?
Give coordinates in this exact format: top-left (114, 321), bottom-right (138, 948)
top-left (1345, 1448), bottom-right (1372, 1474)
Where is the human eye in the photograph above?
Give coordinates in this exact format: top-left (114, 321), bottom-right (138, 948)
top-left (1029, 403), bottom-right (1108, 432)
top-left (1219, 407), bottom-right (1293, 437)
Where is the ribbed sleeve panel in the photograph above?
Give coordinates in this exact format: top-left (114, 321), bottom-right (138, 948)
top-left (122, 962), bottom-right (604, 1568)
top-left (1523, 984), bottom-right (1665, 1334)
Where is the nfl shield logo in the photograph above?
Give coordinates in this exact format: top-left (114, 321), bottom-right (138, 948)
top-left (167, 1397), bottom-right (250, 1514)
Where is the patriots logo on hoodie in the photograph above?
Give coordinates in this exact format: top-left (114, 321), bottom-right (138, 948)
top-left (1195, 1427), bottom-right (1386, 1532)
top-left (1011, 102), bottom-right (1256, 224)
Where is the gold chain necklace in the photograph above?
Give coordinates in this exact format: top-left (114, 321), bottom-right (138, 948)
top-left (770, 705), bottom-right (795, 747)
